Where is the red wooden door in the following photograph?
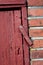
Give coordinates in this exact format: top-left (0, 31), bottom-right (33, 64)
top-left (0, 8), bottom-right (24, 65)
top-left (0, 7), bottom-right (32, 65)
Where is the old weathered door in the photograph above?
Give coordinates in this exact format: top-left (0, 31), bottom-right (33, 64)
top-left (0, 7), bottom-right (32, 65)
top-left (0, 8), bottom-right (23, 65)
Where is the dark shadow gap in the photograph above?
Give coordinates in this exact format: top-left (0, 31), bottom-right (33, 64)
top-left (0, 7), bottom-right (21, 11)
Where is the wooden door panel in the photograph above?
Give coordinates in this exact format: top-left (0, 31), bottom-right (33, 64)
top-left (0, 9), bottom-right (24, 65)
top-left (13, 10), bottom-right (23, 65)
top-left (0, 11), bottom-right (13, 65)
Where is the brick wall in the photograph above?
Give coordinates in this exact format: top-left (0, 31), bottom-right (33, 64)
top-left (27, 0), bottom-right (43, 65)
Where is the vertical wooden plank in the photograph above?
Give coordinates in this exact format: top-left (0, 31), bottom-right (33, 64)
top-left (0, 11), bottom-right (10, 65)
top-left (6, 11), bottom-right (16, 65)
top-left (0, 11), bottom-right (8, 65)
top-left (22, 7), bottom-right (30, 65)
top-left (0, 11), bottom-right (16, 65)
top-left (13, 10), bottom-right (23, 65)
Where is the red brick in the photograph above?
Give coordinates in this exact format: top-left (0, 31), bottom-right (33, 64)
top-left (29, 19), bottom-right (43, 27)
top-left (29, 29), bottom-right (43, 37)
top-left (27, 0), bottom-right (43, 6)
top-left (31, 61), bottom-right (43, 65)
top-left (30, 50), bottom-right (43, 59)
top-left (28, 8), bottom-right (43, 16)
top-left (32, 40), bottom-right (43, 48)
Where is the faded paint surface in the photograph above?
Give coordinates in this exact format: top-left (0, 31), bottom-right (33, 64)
top-left (0, 3), bottom-right (31, 65)
top-left (0, 10), bottom-right (23, 65)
